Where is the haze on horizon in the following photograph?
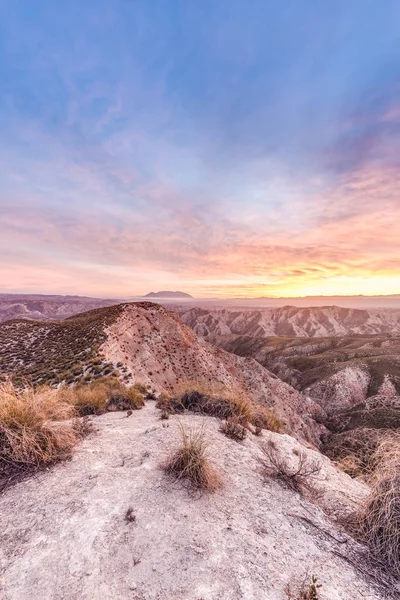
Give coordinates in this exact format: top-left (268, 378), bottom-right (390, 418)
top-left (1, 1), bottom-right (399, 299)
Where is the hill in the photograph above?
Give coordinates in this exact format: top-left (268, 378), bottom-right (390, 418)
top-left (213, 334), bottom-right (400, 414)
top-left (144, 291), bottom-right (194, 299)
top-left (173, 306), bottom-right (400, 472)
top-left (0, 302), bottom-right (323, 444)
top-left (211, 333), bottom-right (400, 474)
top-left (1, 302), bottom-right (399, 597)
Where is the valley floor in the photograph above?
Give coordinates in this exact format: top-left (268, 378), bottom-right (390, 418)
top-left (0, 404), bottom-right (394, 600)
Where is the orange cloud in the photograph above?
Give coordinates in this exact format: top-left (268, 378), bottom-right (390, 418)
top-left (1, 162), bottom-right (399, 298)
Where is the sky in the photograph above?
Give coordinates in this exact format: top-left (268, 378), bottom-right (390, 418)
top-left (0, 0), bottom-right (399, 298)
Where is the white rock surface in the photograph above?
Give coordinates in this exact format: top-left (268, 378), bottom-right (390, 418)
top-left (0, 404), bottom-right (391, 600)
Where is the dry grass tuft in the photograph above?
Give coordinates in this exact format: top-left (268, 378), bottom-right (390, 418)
top-left (0, 382), bottom-right (84, 484)
top-left (358, 433), bottom-right (400, 578)
top-left (258, 439), bottom-right (321, 494)
top-left (106, 387), bottom-right (145, 412)
top-left (251, 405), bottom-right (284, 433)
top-left (160, 409), bottom-right (170, 420)
top-left (60, 378), bottom-right (145, 416)
top-left (162, 424), bottom-right (222, 493)
top-left (220, 416), bottom-right (247, 441)
top-left (132, 382), bottom-right (149, 396)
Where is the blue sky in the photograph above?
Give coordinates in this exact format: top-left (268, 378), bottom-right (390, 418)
top-left (1, 0), bottom-right (399, 297)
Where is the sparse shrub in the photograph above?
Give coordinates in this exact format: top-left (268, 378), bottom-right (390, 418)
top-left (0, 382), bottom-right (85, 483)
top-left (258, 440), bottom-right (321, 494)
top-left (285, 575), bottom-right (322, 599)
top-left (160, 410), bottom-right (170, 420)
top-left (162, 424), bottom-right (221, 493)
top-left (220, 416), bottom-right (247, 441)
top-left (157, 386), bottom-right (283, 434)
top-left (357, 434), bottom-right (400, 577)
top-left (157, 388), bottom-right (252, 423)
top-left (125, 507), bottom-right (136, 523)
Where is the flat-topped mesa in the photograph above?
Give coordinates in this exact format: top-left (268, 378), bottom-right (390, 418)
top-left (144, 291), bottom-right (194, 299)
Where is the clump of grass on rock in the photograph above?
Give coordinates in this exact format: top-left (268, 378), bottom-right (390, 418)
top-left (157, 387), bottom-right (283, 433)
top-left (358, 433), bottom-right (400, 578)
top-left (0, 382), bottom-right (86, 485)
top-left (220, 416), bottom-right (247, 441)
top-left (162, 424), bottom-right (222, 493)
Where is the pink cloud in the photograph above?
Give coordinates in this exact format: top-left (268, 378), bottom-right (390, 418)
top-left (1, 160), bottom-right (400, 297)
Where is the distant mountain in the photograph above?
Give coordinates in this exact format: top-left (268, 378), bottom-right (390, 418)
top-left (144, 291), bottom-right (193, 299)
top-left (174, 305), bottom-right (400, 338)
top-left (0, 294), bottom-right (119, 323)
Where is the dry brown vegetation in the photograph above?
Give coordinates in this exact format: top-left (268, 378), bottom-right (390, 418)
top-left (258, 439), bottom-right (321, 494)
top-left (157, 387), bottom-right (283, 433)
top-left (357, 434), bottom-right (400, 578)
top-left (323, 428), bottom-right (383, 479)
top-left (162, 424), bottom-right (221, 493)
top-left (220, 416), bottom-right (247, 441)
top-left (59, 378), bottom-right (145, 416)
top-left (0, 382), bottom-right (85, 486)
top-left (0, 378), bottom-right (145, 488)
top-left (323, 428), bottom-right (400, 481)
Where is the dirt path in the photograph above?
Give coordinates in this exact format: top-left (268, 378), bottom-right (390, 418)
top-left (0, 404), bottom-right (391, 600)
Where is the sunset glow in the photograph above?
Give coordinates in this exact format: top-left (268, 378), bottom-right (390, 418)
top-left (1, 1), bottom-right (399, 298)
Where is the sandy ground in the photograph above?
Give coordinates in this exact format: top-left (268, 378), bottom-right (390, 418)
top-left (0, 404), bottom-right (397, 600)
